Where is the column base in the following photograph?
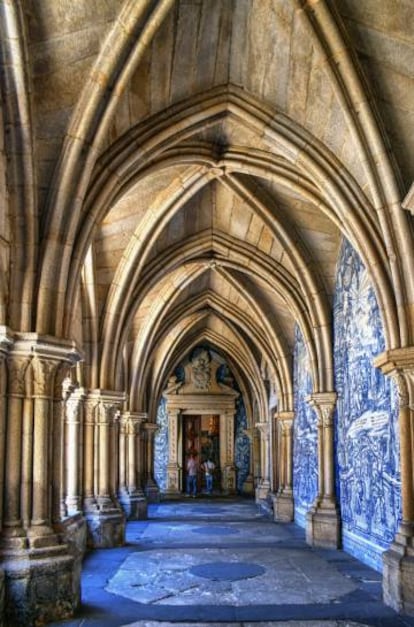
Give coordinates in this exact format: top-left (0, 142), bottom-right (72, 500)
top-left (306, 499), bottom-right (341, 549)
top-left (2, 545), bottom-right (77, 626)
top-left (383, 525), bottom-right (414, 615)
top-left (145, 480), bottom-right (160, 503)
top-left (221, 465), bottom-right (237, 494)
top-left (166, 465), bottom-right (182, 495)
top-left (85, 509), bottom-right (125, 548)
top-left (255, 481), bottom-right (270, 502)
top-left (119, 492), bottom-right (148, 520)
top-left (272, 491), bottom-right (294, 522)
top-left (57, 514), bottom-right (87, 606)
top-left (242, 474), bottom-right (255, 495)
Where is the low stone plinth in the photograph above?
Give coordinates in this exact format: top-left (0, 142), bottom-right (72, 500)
top-left (306, 501), bottom-right (341, 549)
top-left (3, 548), bottom-right (76, 626)
top-left (85, 510), bottom-right (125, 548)
top-left (383, 531), bottom-right (414, 615)
top-left (119, 493), bottom-right (148, 520)
top-left (272, 492), bottom-right (294, 522)
top-left (58, 514), bottom-right (87, 607)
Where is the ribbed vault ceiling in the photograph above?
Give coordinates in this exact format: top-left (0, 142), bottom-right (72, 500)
top-left (3, 0), bottom-right (413, 420)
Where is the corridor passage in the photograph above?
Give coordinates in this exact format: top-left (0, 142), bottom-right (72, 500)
top-left (51, 499), bottom-right (414, 627)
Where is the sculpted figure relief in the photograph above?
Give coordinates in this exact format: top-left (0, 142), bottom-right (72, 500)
top-left (191, 349), bottom-right (211, 391)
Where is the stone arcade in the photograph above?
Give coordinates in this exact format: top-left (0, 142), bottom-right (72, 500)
top-left (0, 1), bottom-right (414, 624)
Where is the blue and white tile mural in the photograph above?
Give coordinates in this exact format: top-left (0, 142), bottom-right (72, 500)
top-left (334, 238), bottom-right (401, 571)
top-left (234, 396), bottom-right (250, 493)
top-left (154, 348), bottom-right (250, 494)
top-left (293, 325), bottom-right (318, 528)
top-left (154, 397), bottom-right (168, 492)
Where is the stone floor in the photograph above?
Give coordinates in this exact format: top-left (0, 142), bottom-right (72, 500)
top-left (50, 498), bottom-right (414, 627)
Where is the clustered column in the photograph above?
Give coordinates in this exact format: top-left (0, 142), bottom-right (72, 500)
top-left (374, 349), bottom-right (414, 615)
top-left (219, 410), bottom-right (237, 494)
top-left (272, 411), bottom-right (294, 522)
top-left (118, 411), bottom-right (147, 519)
top-left (82, 390), bottom-right (126, 548)
top-left (306, 392), bottom-right (340, 549)
top-left (0, 334), bottom-right (80, 626)
top-left (255, 421), bottom-right (270, 501)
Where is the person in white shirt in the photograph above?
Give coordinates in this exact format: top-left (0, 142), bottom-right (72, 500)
top-left (186, 453), bottom-right (198, 497)
top-left (203, 457), bottom-right (215, 495)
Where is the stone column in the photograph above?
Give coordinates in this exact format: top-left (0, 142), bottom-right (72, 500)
top-left (374, 349), bottom-right (414, 615)
top-left (64, 387), bottom-right (86, 516)
top-left (241, 428), bottom-right (255, 495)
top-left (306, 392), bottom-right (340, 549)
top-left (255, 421), bottom-right (271, 501)
top-left (219, 411), bottom-right (237, 494)
top-left (0, 334), bottom-right (81, 626)
top-left (144, 422), bottom-right (160, 502)
top-left (165, 408), bottom-right (182, 495)
top-left (119, 411), bottom-right (147, 519)
top-left (272, 412), bottom-right (294, 522)
top-left (83, 390), bottom-right (125, 548)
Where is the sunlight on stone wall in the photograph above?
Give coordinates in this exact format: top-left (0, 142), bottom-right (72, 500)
top-left (334, 238), bottom-right (401, 572)
top-left (293, 325), bottom-right (318, 527)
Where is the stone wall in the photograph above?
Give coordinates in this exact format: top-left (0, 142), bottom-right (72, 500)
top-left (334, 238), bottom-right (401, 571)
top-left (293, 325), bottom-right (318, 527)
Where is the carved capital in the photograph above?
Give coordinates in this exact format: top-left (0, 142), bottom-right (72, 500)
top-left (143, 422), bottom-right (159, 438)
top-left (7, 355), bottom-right (30, 395)
top-left (307, 392), bottom-right (337, 427)
top-left (255, 421), bottom-right (270, 438)
top-left (32, 356), bottom-right (59, 397)
top-left (374, 348), bottom-right (414, 410)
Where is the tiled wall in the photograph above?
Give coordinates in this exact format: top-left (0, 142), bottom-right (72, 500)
top-left (292, 325), bottom-right (318, 528)
top-left (333, 238), bottom-right (401, 571)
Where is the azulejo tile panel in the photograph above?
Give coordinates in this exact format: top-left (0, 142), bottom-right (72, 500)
top-left (333, 238), bottom-right (401, 571)
top-left (293, 325), bottom-right (318, 527)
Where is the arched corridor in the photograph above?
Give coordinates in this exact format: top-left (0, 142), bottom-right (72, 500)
top-left (49, 498), bottom-right (414, 627)
top-left (1, 1), bottom-right (414, 625)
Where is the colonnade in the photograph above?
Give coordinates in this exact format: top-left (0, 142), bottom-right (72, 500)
top-left (0, 332), bottom-right (158, 625)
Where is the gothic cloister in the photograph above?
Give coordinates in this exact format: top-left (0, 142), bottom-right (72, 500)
top-left (0, 1), bottom-right (414, 625)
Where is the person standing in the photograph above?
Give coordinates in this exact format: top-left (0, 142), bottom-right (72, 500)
top-left (203, 457), bottom-right (215, 495)
top-left (186, 453), bottom-right (198, 497)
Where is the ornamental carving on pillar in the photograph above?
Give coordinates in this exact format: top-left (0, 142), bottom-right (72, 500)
top-left (7, 356), bottom-right (30, 395)
top-left (32, 356), bottom-right (58, 396)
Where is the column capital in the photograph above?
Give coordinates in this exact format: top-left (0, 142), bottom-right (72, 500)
top-left (255, 421), bottom-right (270, 437)
top-left (374, 348), bottom-right (414, 410)
top-left (274, 411), bottom-right (294, 422)
top-left (307, 392), bottom-right (337, 426)
top-left (143, 422), bottom-right (159, 435)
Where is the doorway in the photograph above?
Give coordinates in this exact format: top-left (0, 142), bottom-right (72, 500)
top-left (183, 415), bottom-right (220, 494)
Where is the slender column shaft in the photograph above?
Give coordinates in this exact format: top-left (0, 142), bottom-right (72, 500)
top-left (127, 424), bottom-right (136, 492)
top-left (65, 392), bottom-right (83, 514)
top-left (0, 359), bottom-right (7, 530)
top-left (317, 417), bottom-right (324, 497)
top-left (83, 402), bottom-right (96, 504)
top-left (21, 395), bottom-right (33, 527)
top-left (323, 418), bottom-right (335, 498)
top-left (285, 421), bottom-right (293, 488)
top-left (119, 418), bottom-right (127, 492)
top-left (32, 396), bottom-right (51, 525)
top-left (3, 356), bottom-right (28, 529)
top-left (98, 406), bottom-right (110, 497)
top-left (400, 403), bottom-right (414, 523)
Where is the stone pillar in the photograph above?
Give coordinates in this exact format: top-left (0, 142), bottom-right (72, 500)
top-left (83, 390), bottom-right (126, 548)
top-left (255, 421), bottom-right (271, 501)
top-left (306, 392), bottom-right (340, 549)
top-left (272, 412), bottom-right (294, 522)
top-left (144, 422), bottom-right (160, 502)
top-left (241, 428), bottom-right (255, 495)
top-left (165, 408), bottom-right (182, 496)
top-left (64, 387), bottom-right (86, 516)
top-left (219, 411), bottom-right (236, 494)
top-left (0, 334), bottom-right (81, 626)
top-left (118, 411), bottom-right (147, 519)
top-left (374, 349), bottom-right (414, 615)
